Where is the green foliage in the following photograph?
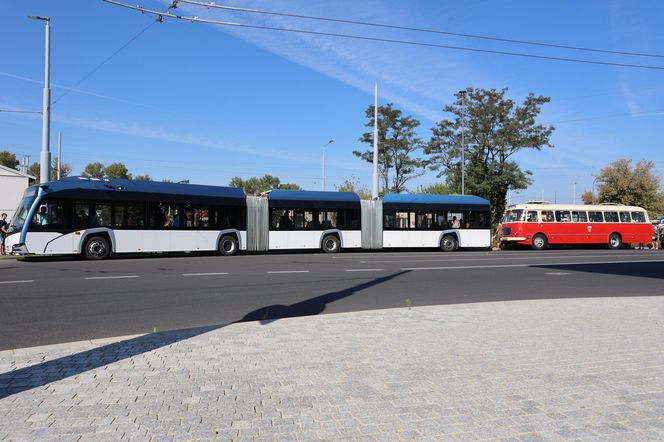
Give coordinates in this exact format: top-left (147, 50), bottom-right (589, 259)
top-left (416, 183), bottom-right (450, 195)
top-left (134, 174), bottom-right (153, 181)
top-left (581, 190), bottom-right (594, 205)
top-left (593, 159), bottom-right (663, 217)
top-left (104, 162), bottom-right (131, 179)
top-left (25, 158), bottom-right (72, 184)
top-left (335, 176), bottom-right (372, 199)
top-left (229, 175), bottom-right (302, 195)
top-left (425, 88), bottom-right (554, 226)
top-left (354, 103), bottom-right (424, 193)
top-left (81, 162), bottom-right (105, 179)
top-left (27, 163), bottom-right (40, 181)
top-left (0, 150), bottom-right (19, 169)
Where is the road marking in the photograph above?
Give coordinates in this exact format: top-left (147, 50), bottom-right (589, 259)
top-left (361, 253), bottom-right (652, 264)
top-left (345, 268), bottom-right (384, 272)
top-left (401, 258), bottom-right (664, 271)
top-left (546, 272), bottom-right (572, 275)
top-left (267, 270), bottom-right (310, 274)
top-left (0, 280), bottom-right (35, 284)
top-left (182, 272), bottom-right (229, 276)
top-left (84, 275), bottom-right (139, 280)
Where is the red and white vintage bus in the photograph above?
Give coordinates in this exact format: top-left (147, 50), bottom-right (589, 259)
top-left (498, 202), bottom-right (654, 250)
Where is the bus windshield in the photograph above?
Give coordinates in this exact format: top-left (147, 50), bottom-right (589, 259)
top-left (9, 187), bottom-right (38, 232)
top-left (502, 210), bottom-right (524, 223)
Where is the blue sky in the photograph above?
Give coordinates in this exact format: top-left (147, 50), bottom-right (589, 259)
top-left (1, 0), bottom-right (663, 204)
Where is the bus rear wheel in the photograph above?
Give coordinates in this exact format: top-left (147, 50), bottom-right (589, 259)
top-left (608, 233), bottom-right (622, 250)
top-left (84, 236), bottom-right (110, 260)
top-left (441, 235), bottom-right (457, 252)
top-left (218, 235), bottom-right (238, 256)
top-left (531, 234), bottom-right (548, 250)
top-left (322, 235), bottom-right (340, 253)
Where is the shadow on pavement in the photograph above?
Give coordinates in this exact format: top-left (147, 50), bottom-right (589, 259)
top-left (534, 261), bottom-right (664, 280)
top-left (0, 271), bottom-right (409, 400)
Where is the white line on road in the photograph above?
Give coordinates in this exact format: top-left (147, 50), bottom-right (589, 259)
top-left (182, 272), bottom-right (229, 276)
top-left (267, 270), bottom-right (310, 274)
top-left (344, 269), bottom-right (384, 272)
top-left (401, 258), bottom-right (664, 271)
top-left (546, 272), bottom-right (572, 275)
top-left (84, 275), bottom-right (139, 280)
top-left (361, 253), bottom-right (652, 264)
top-left (0, 280), bottom-right (35, 284)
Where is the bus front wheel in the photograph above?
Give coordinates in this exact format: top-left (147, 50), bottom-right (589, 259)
top-left (322, 235), bottom-right (340, 253)
top-left (218, 235), bottom-right (238, 256)
top-left (531, 234), bottom-right (548, 251)
top-left (441, 235), bottom-right (457, 252)
top-left (608, 233), bottom-right (622, 250)
top-left (84, 236), bottom-right (110, 260)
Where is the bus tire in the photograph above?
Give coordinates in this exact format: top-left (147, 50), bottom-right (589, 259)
top-left (531, 234), bottom-right (548, 250)
top-left (218, 235), bottom-right (238, 256)
top-left (322, 235), bottom-right (340, 253)
top-left (441, 235), bottom-right (458, 252)
top-left (84, 236), bottom-right (111, 260)
top-left (608, 233), bottom-right (622, 250)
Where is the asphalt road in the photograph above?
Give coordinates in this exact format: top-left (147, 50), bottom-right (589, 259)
top-left (1, 249), bottom-right (663, 350)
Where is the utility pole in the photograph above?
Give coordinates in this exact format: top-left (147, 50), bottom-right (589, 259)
top-left (372, 82), bottom-right (379, 200)
top-left (321, 139), bottom-right (333, 191)
top-left (459, 90), bottom-right (467, 195)
top-left (29, 15), bottom-right (51, 184)
top-left (57, 131), bottom-right (62, 180)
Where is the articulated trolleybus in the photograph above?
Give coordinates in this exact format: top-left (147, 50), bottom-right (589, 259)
top-left (498, 202), bottom-right (653, 250)
top-left (6, 177), bottom-right (491, 259)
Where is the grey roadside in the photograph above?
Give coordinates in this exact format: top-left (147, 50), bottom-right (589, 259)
top-left (1, 296), bottom-right (663, 441)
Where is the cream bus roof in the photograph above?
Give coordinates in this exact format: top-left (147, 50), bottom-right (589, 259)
top-left (507, 203), bottom-right (647, 212)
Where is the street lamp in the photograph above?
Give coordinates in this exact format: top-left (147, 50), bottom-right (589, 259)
top-left (458, 90), bottom-right (467, 195)
top-left (592, 177), bottom-right (599, 204)
top-left (29, 15), bottom-right (51, 184)
top-left (321, 139), bottom-right (334, 191)
top-left (573, 182), bottom-right (577, 204)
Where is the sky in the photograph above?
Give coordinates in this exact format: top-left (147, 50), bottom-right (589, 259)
top-left (1, 0), bottom-right (663, 204)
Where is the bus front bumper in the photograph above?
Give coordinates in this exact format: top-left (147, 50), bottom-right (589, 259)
top-left (11, 243), bottom-right (29, 255)
top-left (500, 236), bottom-right (527, 243)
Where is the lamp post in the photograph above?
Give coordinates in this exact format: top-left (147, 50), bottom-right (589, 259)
top-left (592, 177), bottom-right (599, 204)
top-left (29, 15), bottom-right (51, 184)
top-left (321, 139), bottom-right (334, 191)
top-left (458, 90), bottom-right (467, 195)
top-left (573, 182), bottom-right (577, 204)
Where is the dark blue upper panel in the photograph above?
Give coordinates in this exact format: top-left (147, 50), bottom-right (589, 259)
top-left (267, 190), bottom-right (360, 209)
top-left (39, 177), bottom-right (246, 206)
top-left (383, 193), bottom-right (490, 210)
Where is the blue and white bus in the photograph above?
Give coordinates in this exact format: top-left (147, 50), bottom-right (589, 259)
top-left (6, 177), bottom-right (491, 259)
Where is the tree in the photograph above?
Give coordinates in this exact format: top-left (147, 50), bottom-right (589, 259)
top-left (0, 151), bottom-right (18, 169)
top-left (590, 159), bottom-right (663, 217)
top-left (134, 174), bottom-right (152, 181)
top-left (425, 88), bottom-right (554, 226)
top-left (335, 175), bottom-right (372, 199)
top-left (416, 183), bottom-right (450, 195)
top-left (354, 103), bottom-right (424, 193)
top-left (581, 191), bottom-right (594, 205)
top-left (229, 175), bottom-right (301, 195)
top-left (82, 162), bottom-right (105, 179)
top-left (104, 162), bottom-right (131, 179)
top-left (26, 158), bottom-right (72, 184)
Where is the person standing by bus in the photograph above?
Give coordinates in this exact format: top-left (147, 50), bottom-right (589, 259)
top-left (0, 213), bottom-right (8, 255)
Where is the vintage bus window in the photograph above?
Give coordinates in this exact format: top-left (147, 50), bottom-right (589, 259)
top-left (604, 211), bottom-right (619, 223)
top-left (571, 211), bottom-right (588, 222)
top-left (619, 212), bottom-right (631, 223)
top-left (505, 210), bottom-right (524, 222)
top-left (541, 210), bottom-right (554, 222)
top-left (526, 211), bottom-right (538, 222)
top-left (555, 211), bottom-right (571, 222)
top-left (631, 211), bottom-right (646, 223)
top-left (91, 203), bottom-right (111, 227)
top-left (114, 205), bottom-right (126, 227)
top-left (588, 211), bottom-right (604, 222)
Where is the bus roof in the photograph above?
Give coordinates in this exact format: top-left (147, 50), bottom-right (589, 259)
top-left (507, 203), bottom-right (647, 212)
top-left (266, 189), bottom-right (360, 209)
top-left (38, 176), bottom-right (247, 205)
top-left (382, 194), bottom-right (490, 211)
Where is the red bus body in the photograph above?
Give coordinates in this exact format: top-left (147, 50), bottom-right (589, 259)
top-left (498, 203), bottom-right (654, 249)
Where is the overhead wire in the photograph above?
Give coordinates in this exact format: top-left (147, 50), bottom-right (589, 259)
top-left (103, 1), bottom-right (664, 71)
top-left (0, 109), bottom-right (41, 114)
top-left (177, 0), bottom-right (664, 59)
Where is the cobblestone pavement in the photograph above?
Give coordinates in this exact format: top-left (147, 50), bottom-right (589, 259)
top-left (1, 296), bottom-right (663, 441)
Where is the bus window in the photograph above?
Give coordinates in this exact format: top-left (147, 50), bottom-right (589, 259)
top-left (619, 212), bottom-right (631, 223)
top-left (396, 211), bottom-right (411, 229)
top-left (114, 205), bottom-right (126, 227)
top-left (541, 210), bottom-right (554, 222)
top-left (74, 201), bottom-right (90, 228)
top-left (383, 210), bottom-right (396, 229)
top-left (91, 203), bottom-right (111, 227)
top-left (572, 211), bottom-right (588, 222)
top-left (505, 210), bottom-right (524, 222)
top-left (631, 211), bottom-right (646, 223)
top-left (322, 210), bottom-right (338, 229)
top-left (416, 211), bottom-right (434, 229)
top-left (31, 199), bottom-right (65, 228)
top-left (526, 211), bottom-right (538, 222)
top-left (588, 211), bottom-right (604, 222)
top-left (604, 211), bottom-right (619, 223)
top-left (555, 211), bottom-right (571, 222)
top-left (193, 208), bottom-right (208, 228)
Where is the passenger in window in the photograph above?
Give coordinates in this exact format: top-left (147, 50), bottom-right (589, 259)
top-left (308, 218), bottom-right (321, 230)
top-left (76, 209), bottom-right (88, 228)
top-left (173, 210), bottom-right (181, 227)
top-left (451, 216), bottom-right (461, 229)
top-left (35, 206), bottom-right (49, 225)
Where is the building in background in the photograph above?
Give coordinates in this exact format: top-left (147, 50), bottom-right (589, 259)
top-left (0, 165), bottom-right (35, 219)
